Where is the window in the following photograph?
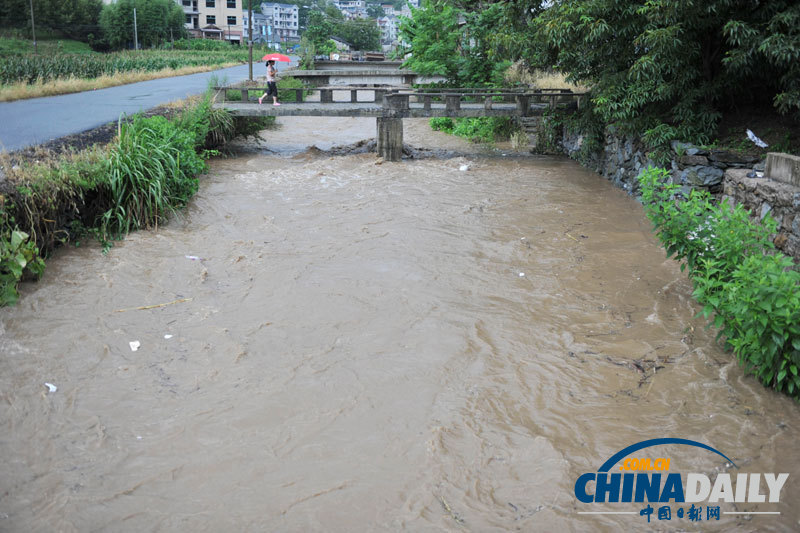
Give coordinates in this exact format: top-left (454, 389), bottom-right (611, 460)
top-left (185, 14), bottom-right (191, 23)
top-left (227, 0), bottom-right (236, 7)
top-left (205, 0), bottom-right (214, 7)
top-left (227, 16), bottom-right (236, 25)
top-left (182, 0), bottom-right (191, 6)
top-left (206, 14), bottom-right (216, 24)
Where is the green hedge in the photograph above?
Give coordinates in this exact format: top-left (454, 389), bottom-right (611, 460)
top-left (639, 167), bottom-right (800, 398)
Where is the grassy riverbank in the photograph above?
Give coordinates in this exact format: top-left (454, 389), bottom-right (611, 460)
top-left (0, 92), bottom-right (273, 306)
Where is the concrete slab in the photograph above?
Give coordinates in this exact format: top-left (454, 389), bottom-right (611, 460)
top-left (766, 152), bottom-right (800, 187)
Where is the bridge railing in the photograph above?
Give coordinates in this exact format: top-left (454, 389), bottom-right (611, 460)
top-left (213, 85), bottom-right (588, 114)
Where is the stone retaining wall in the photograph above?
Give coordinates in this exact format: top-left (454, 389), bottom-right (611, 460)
top-left (558, 126), bottom-right (800, 259)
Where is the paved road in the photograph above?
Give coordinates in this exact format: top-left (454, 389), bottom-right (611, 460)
top-left (0, 62), bottom-right (279, 153)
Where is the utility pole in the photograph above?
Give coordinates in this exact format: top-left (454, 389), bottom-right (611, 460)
top-left (29, 0), bottom-right (37, 54)
top-left (248, 0), bottom-right (254, 80)
top-left (133, 7), bottom-right (139, 50)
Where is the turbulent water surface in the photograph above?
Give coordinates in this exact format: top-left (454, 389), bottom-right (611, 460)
top-left (1, 117), bottom-right (799, 532)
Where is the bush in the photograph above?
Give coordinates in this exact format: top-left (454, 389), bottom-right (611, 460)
top-left (0, 229), bottom-right (44, 306)
top-left (638, 167), bottom-right (800, 398)
top-left (429, 117), bottom-right (515, 144)
top-left (429, 117), bottom-right (454, 133)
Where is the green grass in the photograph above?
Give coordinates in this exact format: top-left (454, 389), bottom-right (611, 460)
top-left (0, 37), bottom-right (95, 56)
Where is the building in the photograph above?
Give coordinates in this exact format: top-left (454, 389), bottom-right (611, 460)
top-left (259, 2), bottom-right (299, 42)
top-left (177, 0), bottom-right (243, 43)
top-left (243, 9), bottom-right (270, 44)
top-left (376, 16), bottom-right (397, 46)
top-left (334, 0), bottom-right (367, 20)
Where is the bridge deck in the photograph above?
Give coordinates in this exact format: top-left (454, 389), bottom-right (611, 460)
top-left (213, 101), bottom-right (550, 118)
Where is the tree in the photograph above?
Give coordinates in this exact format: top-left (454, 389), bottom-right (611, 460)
top-left (533, 0), bottom-right (800, 147)
top-left (304, 10), bottom-right (335, 53)
top-left (723, 2), bottom-right (800, 115)
top-left (367, 4), bottom-right (385, 19)
top-left (99, 0), bottom-right (185, 50)
top-left (334, 19), bottom-right (380, 51)
top-left (398, 1), bottom-right (461, 78)
top-left (1, 0), bottom-right (103, 42)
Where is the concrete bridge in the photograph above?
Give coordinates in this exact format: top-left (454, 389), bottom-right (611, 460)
top-left (213, 86), bottom-right (587, 161)
top-left (288, 60), bottom-right (447, 87)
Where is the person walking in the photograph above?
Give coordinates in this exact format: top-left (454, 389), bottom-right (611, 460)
top-left (259, 60), bottom-right (280, 106)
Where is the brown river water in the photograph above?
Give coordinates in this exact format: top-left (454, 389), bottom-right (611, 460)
top-left (2, 117), bottom-right (800, 532)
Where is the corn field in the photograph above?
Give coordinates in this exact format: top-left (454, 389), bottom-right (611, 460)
top-left (0, 50), bottom-right (249, 85)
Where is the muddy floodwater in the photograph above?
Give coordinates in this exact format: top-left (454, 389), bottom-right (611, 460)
top-left (2, 117), bottom-right (800, 532)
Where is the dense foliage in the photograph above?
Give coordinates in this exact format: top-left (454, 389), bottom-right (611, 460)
top-left (533, 1), bottom-right (799, 147)
top-left (639, 168), bottom-right (800, 399)
top-left (334, 19), bottom-right (381, 52)
top-left (399, 1), bottom-right (526, 86)
top-left (99, 0), bottom-right (185, 50)
top-left (430, 116), bottom-right (514, 143)
top-left (403, 1), bottom-right (800, 150)
top-left (304, 9), bottom-right (381, 53)
top-left (0, 0), bottom-right (103, 42)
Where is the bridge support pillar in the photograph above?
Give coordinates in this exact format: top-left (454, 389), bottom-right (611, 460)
top-left (377, 117), bottom-right (403, 162)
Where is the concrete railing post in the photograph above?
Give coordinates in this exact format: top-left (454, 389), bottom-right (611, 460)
top-left (295, 88), bottom-right (304, 103)
top-left (445, 94), bottom-right (461, 113)
top-left (350, 89), bottom-right (358, 103)
top-left (320, 89), bottom-right (333, 103)
top-left (374, 89), bottom-right (386, 105)
top-left (385, 93), bottom-right (409, 111)
top-left (515, 95), bottom-right (530, 117)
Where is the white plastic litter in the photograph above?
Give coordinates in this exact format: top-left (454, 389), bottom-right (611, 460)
top-left (185, 255), bottom-right (201, 261)
top-left (44, 382), bottom-right (57, 393)
top-left (459, 164), bottom-right (470, 171)
top-left (746, 129), bottom-right (768, 148)
top-left (164, 334), bottom-right (173, 339)
top-left (129, 341), bottom-right (140, 352)
top-left (519, 272), bottom-right (525, 277)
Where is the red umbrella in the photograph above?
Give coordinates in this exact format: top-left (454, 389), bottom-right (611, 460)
top-left (261, 53), bottom-right (291, 62)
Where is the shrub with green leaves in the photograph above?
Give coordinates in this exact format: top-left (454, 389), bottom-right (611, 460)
top-left (0, 229), bottom-right (45, 306)
top-left (638, 167), bottom-right (800, 398)
top-left (429, 117), bottom-right (515, 144)
top-left (429, 117), bottom-right (455, 133)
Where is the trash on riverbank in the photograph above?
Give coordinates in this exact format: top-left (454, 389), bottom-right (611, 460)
top-left (129, 341), bottom-right (140, 352)
top-left (185, 255), bottom-right (202, 261)
top-left (44, 382), bottom-right (57, 393)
